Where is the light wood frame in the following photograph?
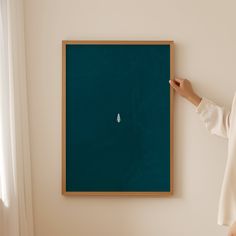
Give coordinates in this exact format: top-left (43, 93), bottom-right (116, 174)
top-left (62, 40), bottom-right (174, 196)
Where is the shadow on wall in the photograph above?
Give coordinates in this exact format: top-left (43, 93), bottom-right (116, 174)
top-left (0, 199), bottom-right (4, 236)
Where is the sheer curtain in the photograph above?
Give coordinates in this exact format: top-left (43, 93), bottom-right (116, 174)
top-left (0, 0), bottom-right (34, 235)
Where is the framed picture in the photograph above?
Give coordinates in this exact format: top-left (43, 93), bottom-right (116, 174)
top-left (62, 40), bottom-right (174, 196)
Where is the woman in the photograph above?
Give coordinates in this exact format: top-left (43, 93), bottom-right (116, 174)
top-left (169, 78), bottom-right (236, 236)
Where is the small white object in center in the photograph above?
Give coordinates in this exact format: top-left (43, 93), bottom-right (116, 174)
top-left (116, 113), bottom-right (121, 123)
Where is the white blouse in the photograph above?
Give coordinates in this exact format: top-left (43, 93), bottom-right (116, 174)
top-left (195, 93), bottom-right (236, 226)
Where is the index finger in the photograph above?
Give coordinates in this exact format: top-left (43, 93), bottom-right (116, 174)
top-left (174, 77), bottom-right (185, 83)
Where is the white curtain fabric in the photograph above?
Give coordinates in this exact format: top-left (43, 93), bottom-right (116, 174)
top-left (0, 0), bottom-right (34, 235)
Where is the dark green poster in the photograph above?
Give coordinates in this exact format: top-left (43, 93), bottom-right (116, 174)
top-left (62, 41), bottom-right (174, 196)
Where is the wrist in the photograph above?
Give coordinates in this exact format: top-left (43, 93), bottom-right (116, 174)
top-left (187, 93), bottom-right (202, 107)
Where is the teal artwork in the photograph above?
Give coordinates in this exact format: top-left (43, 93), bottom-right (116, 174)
top-left (62, 41), bottom-right (174, 196)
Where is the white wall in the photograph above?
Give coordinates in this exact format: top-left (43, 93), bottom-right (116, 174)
top-left (23, 0), bottom-right (236, 235)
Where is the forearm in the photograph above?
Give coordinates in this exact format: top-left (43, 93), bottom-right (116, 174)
top-left (169, 77), bottom-right (231, 138)
top-left (187, 93), bottom-right (202, 107)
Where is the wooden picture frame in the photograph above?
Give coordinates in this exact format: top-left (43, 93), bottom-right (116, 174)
top-left (62, 40), bottom-right (174, 196)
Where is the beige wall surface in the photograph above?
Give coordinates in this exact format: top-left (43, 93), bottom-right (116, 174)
top-left (23, 0), bottom-right (236, 235)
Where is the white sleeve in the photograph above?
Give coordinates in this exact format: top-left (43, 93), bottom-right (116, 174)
top-left (195, 97), bottom-right (231, 139)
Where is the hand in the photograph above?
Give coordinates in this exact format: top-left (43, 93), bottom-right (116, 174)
top-left (169, 77), bottom-right (202, 107)
top-left (229, 221), bottom-right (236, 236)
